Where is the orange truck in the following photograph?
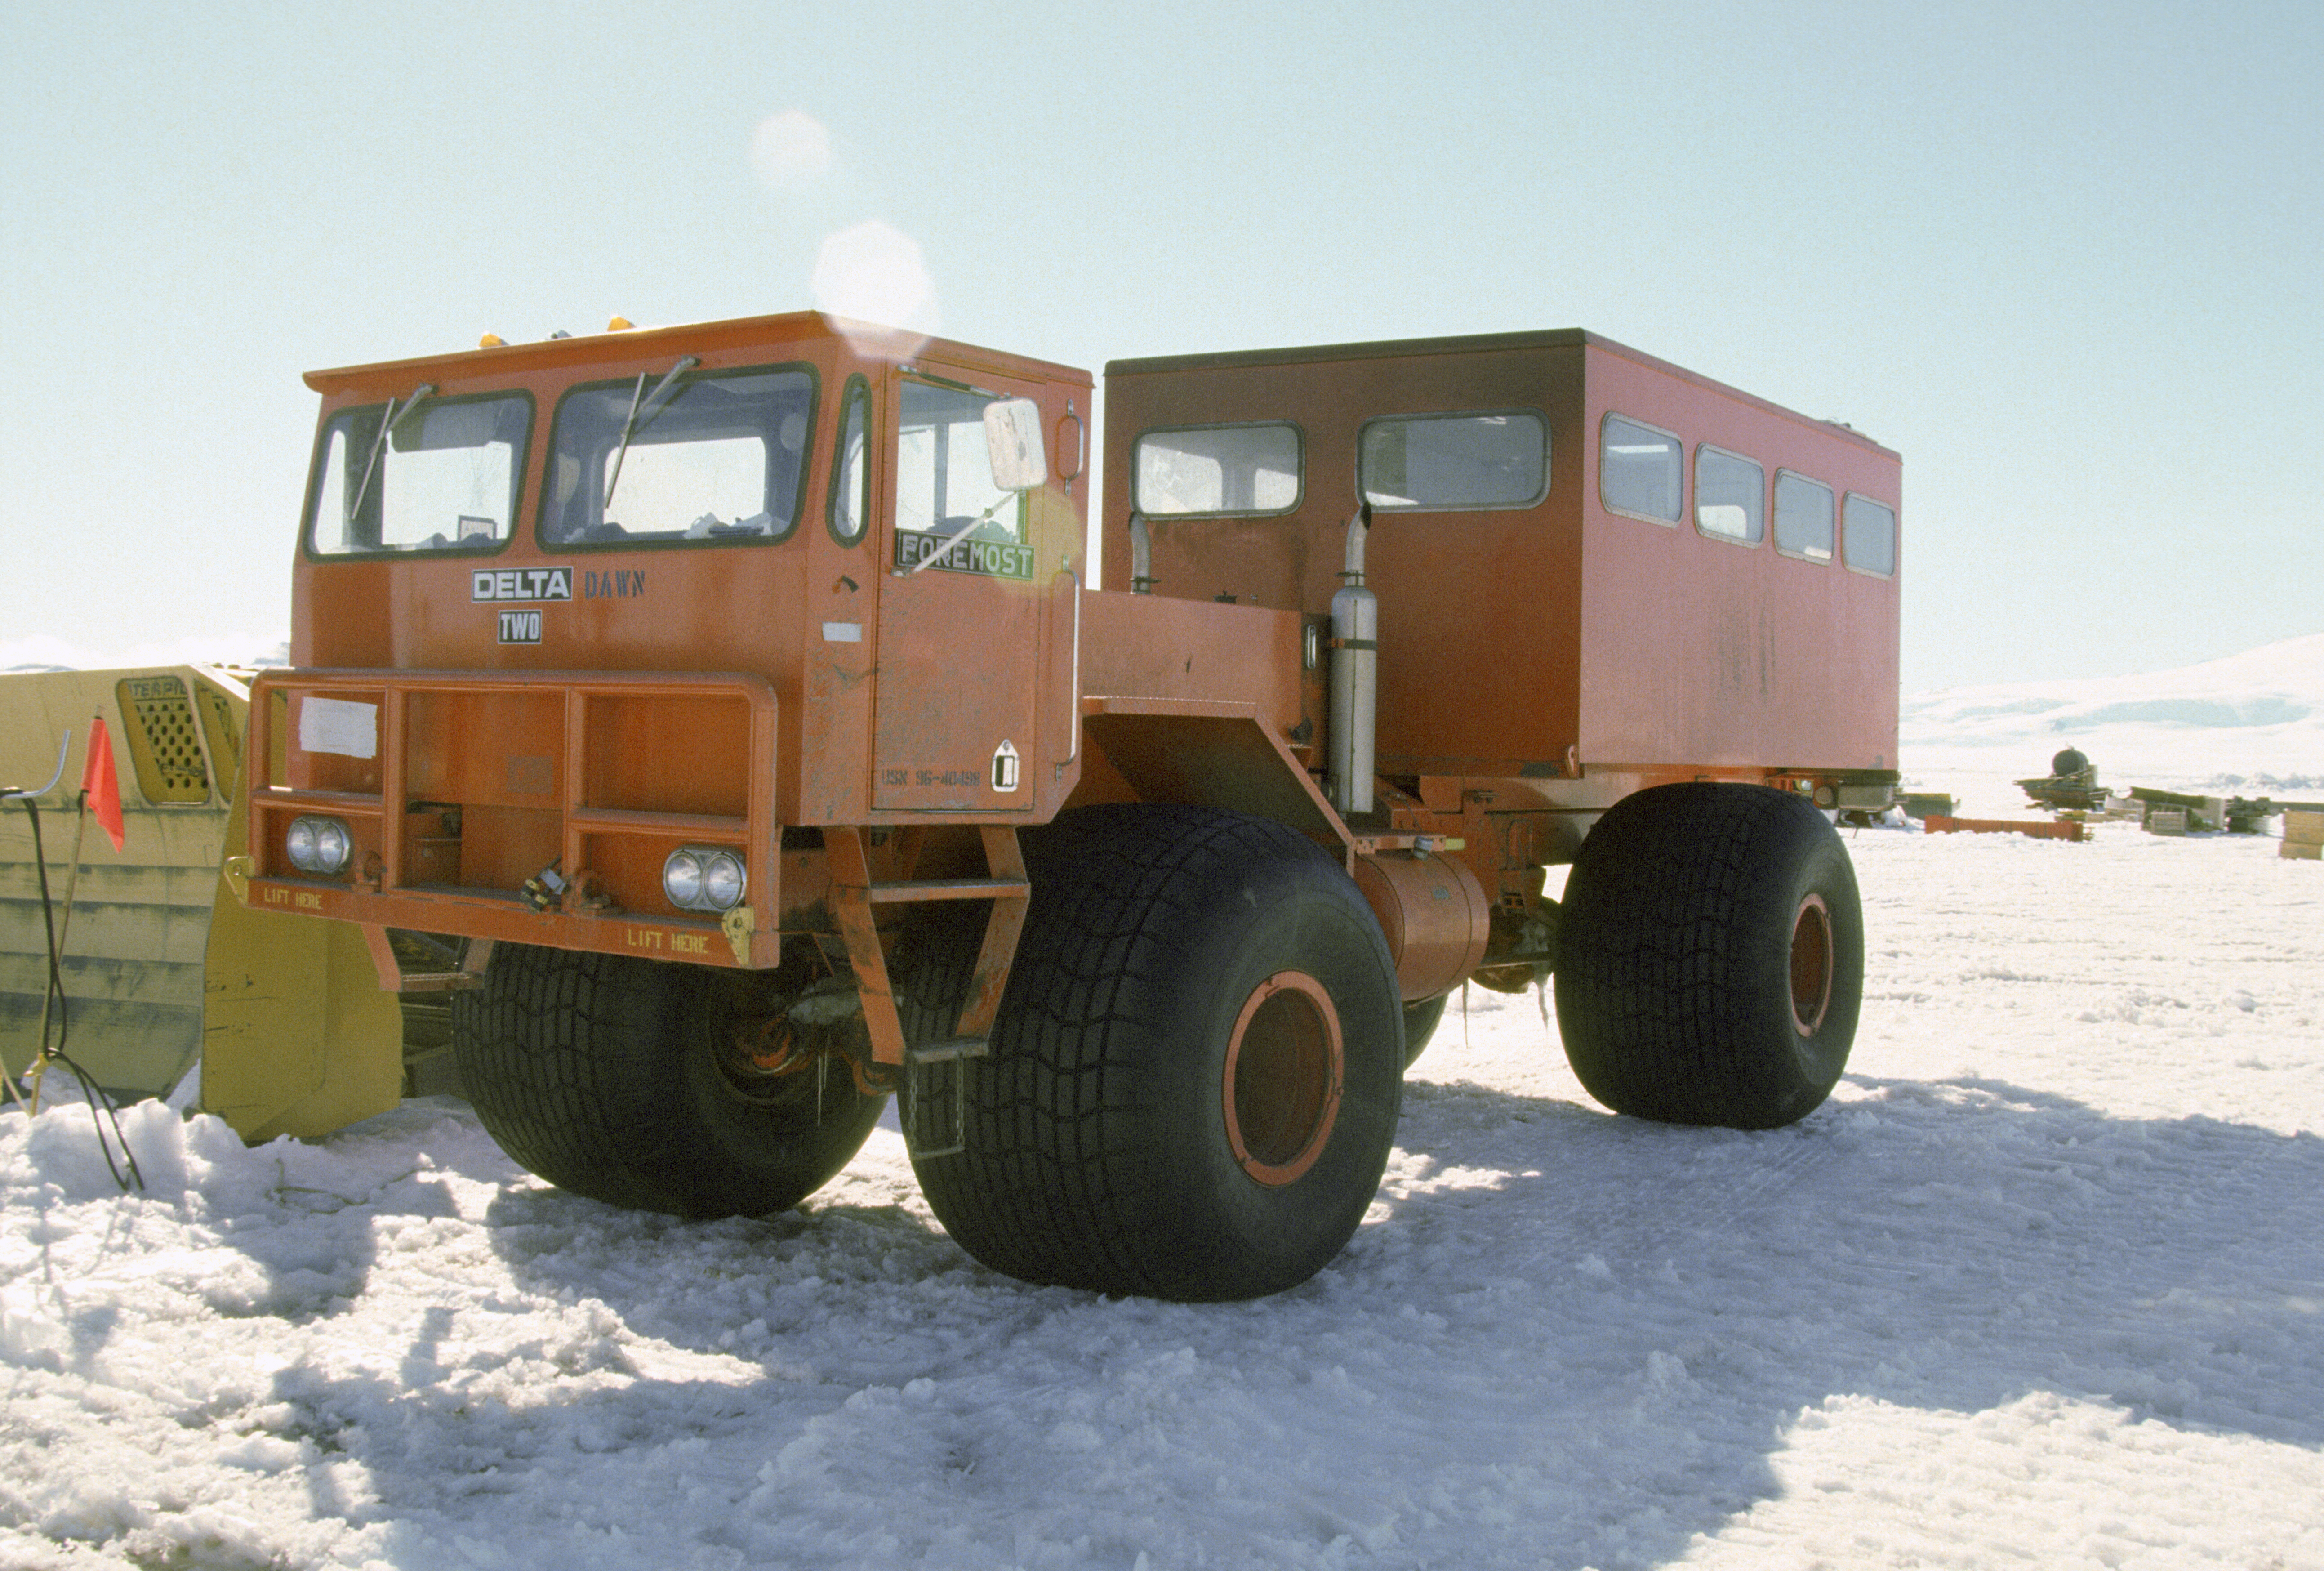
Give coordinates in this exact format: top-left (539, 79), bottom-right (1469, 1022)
top-left (233, 312), bottom-right (1900, 1300)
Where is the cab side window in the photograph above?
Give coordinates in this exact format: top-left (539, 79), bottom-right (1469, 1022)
top-left (1843, 493), bottom-right (1897, 576)
top-left (1600, 415), bottom-right (1681, 523)
top-left (1773, 470), bottom-right (1835, 562)
top-left (1360, 411), bottom-right (1546, 511)
top-left (1693, 446), bottom-right (1764, 544)
top-left (828, 378), bottom-right (870, 544)
top-left (1135, 423), bottom-right (1303, 516)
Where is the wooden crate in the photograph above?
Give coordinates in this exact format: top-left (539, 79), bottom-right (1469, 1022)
top-left (1926, 815), bottom-right (2088, 843)
top-left (2282, 839), bottom-right (2322, 861)
top-left (2284, 809), bottom-right (2324, 846)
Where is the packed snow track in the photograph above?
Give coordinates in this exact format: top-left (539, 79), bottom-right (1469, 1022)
top-left (3, 807), bottom-right (2320, 1569)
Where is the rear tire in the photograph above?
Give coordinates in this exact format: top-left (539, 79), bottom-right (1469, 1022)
top-left (913, 804), bottom-right (1403, 1301)
top-left (1554, 783), bottom-right (1862, 1129)
top-left (452, 945), bottom-right (886, 1218)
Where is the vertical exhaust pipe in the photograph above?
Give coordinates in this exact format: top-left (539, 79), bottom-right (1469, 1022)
top-left (1129, 512), bottom-right (1156, 594)
top-left (1328, 507), bottom-right (1376, 815)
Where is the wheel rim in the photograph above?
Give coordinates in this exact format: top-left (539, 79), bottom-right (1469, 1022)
top-left (1221, 971), bottom-right (1344, 1187)
top-left (1789, 892), bottom-right (1834, 1036)
top-left (701, 977), bottom-right (820, 1110)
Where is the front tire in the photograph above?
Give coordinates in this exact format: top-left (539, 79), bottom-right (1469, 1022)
top-left (452, 945), bottom-right (886, 1218)
top-left (1554, 783), bottom-right (1863, 1129)
top-left (1401, 993), bottom-right (1449, 1068)
top-left (913, 805), bottom-right (1404, 1301)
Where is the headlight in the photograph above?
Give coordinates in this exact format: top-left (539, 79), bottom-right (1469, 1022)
top-left (311, 819), bottom-right (351, 873)
top-left (701, 851), bottom-right (746, 911)
top-left (663, 850), bottom-right (704, 909)
top-left (285, 816), bottom-right (352, 874)
top-left (663, 846), bottom-right (746, 912)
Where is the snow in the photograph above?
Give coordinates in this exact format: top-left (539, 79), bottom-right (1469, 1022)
top-left (6, 825), bottom-right (2319, 1569)
top-left (0, 633), bottom-right (287, 676)
top-left (4, 633), bottom-right (2324, 1569)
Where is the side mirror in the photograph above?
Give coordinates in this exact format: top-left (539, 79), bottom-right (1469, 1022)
top-left (984, 398), bottom-right (1047, 491)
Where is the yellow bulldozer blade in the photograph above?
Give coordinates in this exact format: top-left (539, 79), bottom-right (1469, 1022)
top-left (0, 666), bottom-right (405, 1138)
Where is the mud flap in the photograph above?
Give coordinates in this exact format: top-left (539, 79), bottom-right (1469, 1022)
top-left (903, 1036), bottom-right (988, 1159)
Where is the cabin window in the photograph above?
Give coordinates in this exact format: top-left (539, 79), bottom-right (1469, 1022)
top-left (1358, 411), bottom-right (1546, 512)
top-left (828, 377), bottom-right (870, 544)
top-left (891, 379), bottom-right (1033, 578)
top-left (1135, 423), bottom-right (1303, 516)
top-left (1844, 492), bottom-right (1897, 576)
top-left (1693, 445), bottom-right (1764, 545)
top-left (1773, 470), bottom-right (1835, 562)
top-left (541, 366), bottom-right (816, 547)
top-left (1599, 415), bottom-right (1681, 523)
top-left (306, 393), bottom-right (531, 556)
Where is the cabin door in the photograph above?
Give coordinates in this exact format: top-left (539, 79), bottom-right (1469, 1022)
top-left (870, 367), bottom-right (1046, 812)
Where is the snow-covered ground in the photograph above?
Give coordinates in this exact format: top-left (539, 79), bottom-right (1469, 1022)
top-left (3, 632), bottom-right (2321, 1570)
top-left (1904, 631), bottom-right (2324, 798)
top-left (5, 820), bottom-right (2320, 1570)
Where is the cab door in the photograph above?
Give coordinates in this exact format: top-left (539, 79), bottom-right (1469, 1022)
top-left (871, 367), bottom-right (1048, 812)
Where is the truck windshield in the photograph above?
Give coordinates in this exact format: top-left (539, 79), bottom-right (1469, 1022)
top-left (306, 394), bottom-right (531, 554)
top-left (542, 367), bottom-right (815, 545)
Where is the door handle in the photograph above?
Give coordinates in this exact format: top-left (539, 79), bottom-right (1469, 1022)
top-left (1051, 566), bottom-right (1081, 765)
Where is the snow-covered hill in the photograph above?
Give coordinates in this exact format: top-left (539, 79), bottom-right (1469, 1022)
top-left (15, 627), bottom-right (2318, 801)
top-left (1902, 631), bottom-right (2324, 797)
top-left (0, 633), bottom-right (288, 676)
top-left (5, 828), bottom-right (2321, 1569)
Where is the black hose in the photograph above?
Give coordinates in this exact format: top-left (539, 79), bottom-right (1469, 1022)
top-left (6, 790), bottom-right (144, 1192)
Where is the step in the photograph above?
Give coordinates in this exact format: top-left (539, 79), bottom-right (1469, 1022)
top-left (864, 877), bottom-right (1030, 904)
top-left (906, 1036), bottom-right (991, 1065)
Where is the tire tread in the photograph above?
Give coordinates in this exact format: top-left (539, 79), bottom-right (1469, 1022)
top-left (916, 804), bottom-right (1399, 1299)
top-left (1555, 784), bottom-right (1862, 1129)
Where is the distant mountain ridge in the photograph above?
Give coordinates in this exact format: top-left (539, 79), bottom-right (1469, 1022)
top-left (0, 634), bottom-right (290, 674)
top-left (1904, 631), bottom-right (2324, 787)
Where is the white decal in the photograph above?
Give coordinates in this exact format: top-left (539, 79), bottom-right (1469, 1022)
top-left (821, 621), bottom-right (863, 643)
top-left (498, 610), bottom-right (543, 644)
top-left (298, 696), bottom-right (378, 759)
top-left (991, 739), bottom-right (1020, 792)
top-left (471, 568), bottom-right (573, 602)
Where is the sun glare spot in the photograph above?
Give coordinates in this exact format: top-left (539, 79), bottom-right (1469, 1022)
top-left (752, 110), bottom-right (833, 190)
top-left (811, 220), bottom-right (939, 353)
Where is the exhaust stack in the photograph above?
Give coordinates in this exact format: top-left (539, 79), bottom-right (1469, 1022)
top-left (1128, 512), bottom-right (1156, 594)
top-left (1328, 508), bottom-right (1376, 816)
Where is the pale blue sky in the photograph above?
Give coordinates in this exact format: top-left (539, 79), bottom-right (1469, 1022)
top-left (5, 0), bottom-right (2317, 691)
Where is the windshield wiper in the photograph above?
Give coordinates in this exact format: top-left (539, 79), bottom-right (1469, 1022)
top-left (603, 356), bottom-right (700, 510)
top-left (347, 384), bottom-right (436, 526)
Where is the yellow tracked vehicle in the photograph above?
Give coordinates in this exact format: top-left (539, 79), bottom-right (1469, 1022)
top-left (0, 666), bottom-right (410, 1138)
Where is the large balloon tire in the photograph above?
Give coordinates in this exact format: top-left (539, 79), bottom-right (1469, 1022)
top-left (912, 804), bottom-right (1404, 1302)
top-left (452, 945), bottom-right (886, 1218)
top-left (1554, 783), bottom-right (1863, 1129)
top-left (1401, 994), bottom-right (1450, 1068)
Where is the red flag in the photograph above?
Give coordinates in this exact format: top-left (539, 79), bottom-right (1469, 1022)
top-left (82, 714), bottom-right (125, 852)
